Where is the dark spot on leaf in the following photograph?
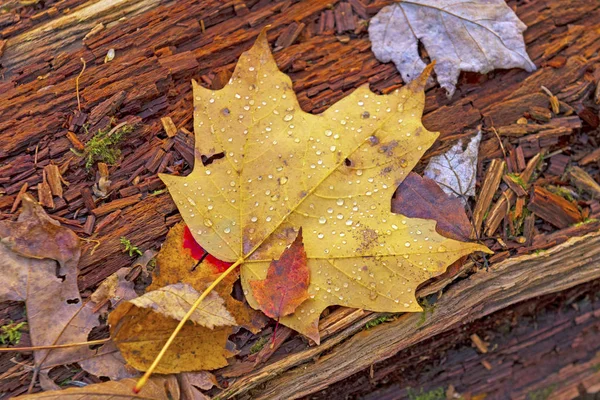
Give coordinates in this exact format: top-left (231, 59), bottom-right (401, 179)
top-left (221, 108), bottom-right (230, 116)
top-left (66, 298), bottom-right (80, 304)
top-left (369, 136), bottom-right (379, 145)
top-left (344, 158), bottom-right (353, 167)
top-left (202, 152), bottom-right (225, 166)
top-left (379, 140), bottom-right (398, 156)
top-left (361, 111), bottom-right (370, 119)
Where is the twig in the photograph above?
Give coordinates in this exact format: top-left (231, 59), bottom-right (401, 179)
top-left (0, 338), bottom-right (110, 352)
top-left (76, 57), bottom-right (86, 112)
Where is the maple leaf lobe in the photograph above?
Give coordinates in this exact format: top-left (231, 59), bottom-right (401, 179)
top-left (249, 229), bottom-right (309, 319)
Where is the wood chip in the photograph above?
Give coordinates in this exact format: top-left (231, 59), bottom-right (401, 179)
top-left (88, 90), bottom-right (127, 126)
top-left (579, 147), bottom-right (600, 166)
top-left (91, 194), bottom-right (141, 217)
top-left (471, 333), bottom-right (488, 354)
top-left (547, 154), bottom-right (570, 176)
top-left (37, 170), bottom-right (54, 208)
top-left (83, 214), bottom-right (96, 236)
top-left (472, 159), bottom-right (505, 237)
top-left (81, 187), bottom-right (96, 211)
top-left (523, 213), bottom-right (536, 245)
top-left (485, 154), bottom-right (541, 236)
top-left (502, 174), bottom-right (527, 197)
top-left (161, 116), bottom-right (178, 137)
top-left (66, 131), bottom-right (85, 151)
top-left (529, 106), bottom-right (552, 122)
top-left (274, 22), bottom-right (305, 50)
top-left (567, 166), bottom-right (600, 198)
top-left (334, 2), bottom-right (355, 34)
top-left (528, 186), bottom-right (582, 229)
top-left (11, 183), bottom-right (28, 213)
top-left (94, 210), bottom-right (122, 233)
top-left (43, 164), bottom-right (63, 198)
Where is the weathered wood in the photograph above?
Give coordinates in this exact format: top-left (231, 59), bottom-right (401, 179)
top-left (528, 186), bottom-right (582, 228)
top-left (223, 231), bottom-right (600, 399)
top-left (472, 159), bottom-right (505, 237)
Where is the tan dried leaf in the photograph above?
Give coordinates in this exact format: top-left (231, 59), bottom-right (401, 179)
top-left (128, 282), bottom-right (236, 329)
top-left (369, 0), bottom-right (536, 97)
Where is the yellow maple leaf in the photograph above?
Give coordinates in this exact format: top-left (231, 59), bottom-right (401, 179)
top-left (159, 31), bottom-right (490, 344)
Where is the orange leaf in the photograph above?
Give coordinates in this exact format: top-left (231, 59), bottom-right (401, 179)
top-left (249, 229), bottom-right (309, 319)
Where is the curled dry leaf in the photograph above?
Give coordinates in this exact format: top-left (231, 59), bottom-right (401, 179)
top-left (249, 228), bottom-right (309, 319)
top-left (128, 282), bottom-right (236, 328)
top-left (178, 371), bottom-right (219, 400)
top-left (109, 222), bottom-right (265, 373)
top-left (369, 0), bottom-right (536, 97)
top-left (424, 131), bottom-right (482, 205)
top-left (160, 31), bottom-right (490, 344)
top-left (90, 267), bottom-right (137, 309)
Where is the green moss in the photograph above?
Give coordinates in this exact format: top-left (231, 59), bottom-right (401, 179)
top-left (150, 189), bottom-right (167, 196)
top-left (416, 298), bottom-right (436, 327)
top-left (72, 123), bottom-right (134, 170)
top-left (249, 336), bottom-right (269, 354)
top-left (527, 384), bottom-right (556, 400)
top-left (365, 314), bottom-right (394, 329)
top-left (120, 237), bottom-right (143, 257)
top-left (507, 173), bottom-right (527, 189)
top-left (574, 218), bottom-right (598, 227)
top-left (406, 387), bottom-right (445, 400)
top-left (0, 321), bottom-right (26, 345)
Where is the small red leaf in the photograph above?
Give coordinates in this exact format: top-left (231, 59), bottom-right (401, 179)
top-left (182, 225), bottom-right (205, 260)
top-left (182, 225), bottom-right (233, 273)
top-left (392, 172), bottom-right (472, 241)
top-left (249, 228), bottom-right (309, 319)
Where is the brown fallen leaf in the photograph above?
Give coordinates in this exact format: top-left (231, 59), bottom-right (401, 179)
top-left (178, 371), bottom-right (219, 400)
top-left (392, 172), bottom-right (472, 241)
top-left (109, 222), bottom-right (265, 373)
top-left (15, 377), bottom-right (176, 399)
top-left (90, 267), bottom-right (137, 310)
top-left (126, 283), bottom-right (236, 328)
top-left (0, 195), bottom-right (135, 386)
top-left (249, 229), bottom-right (309, 319)
top-left (0, 195), bottom-right (85, 378)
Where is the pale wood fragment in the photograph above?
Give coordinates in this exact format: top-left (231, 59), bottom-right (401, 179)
top-left (472, 159), bottom-right (505, 237)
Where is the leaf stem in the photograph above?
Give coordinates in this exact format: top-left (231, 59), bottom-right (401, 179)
top-left (134, 258), bottom-right (243, 392)
top-left (0, 338), bottom-right (110, 352)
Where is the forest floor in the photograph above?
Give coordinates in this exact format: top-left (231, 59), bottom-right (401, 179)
top-left (1, 0), bottom-right (600, 399)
